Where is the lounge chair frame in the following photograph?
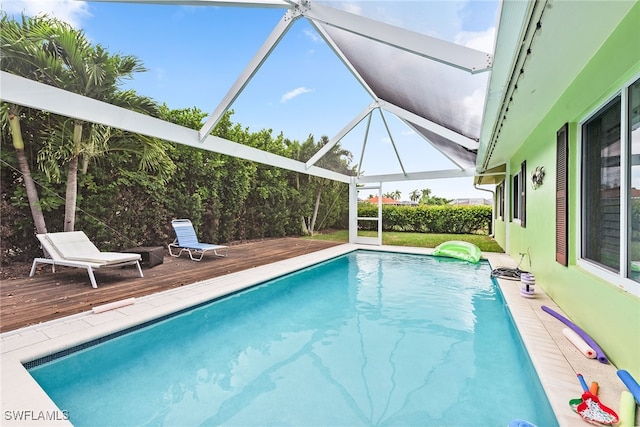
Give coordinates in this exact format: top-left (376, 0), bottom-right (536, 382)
top-left (168, 219), bottom-right (229, 261)
top-left (30, 232), bottom-right (144, 288)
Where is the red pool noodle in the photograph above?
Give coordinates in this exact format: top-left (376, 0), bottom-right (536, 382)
top-left (541, 305), bottom-right (609, 364)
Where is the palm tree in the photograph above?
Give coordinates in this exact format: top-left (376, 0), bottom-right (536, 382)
top-left (384, 191), bottom-right (401, 200)
top-left (0, 103), bottom-right (48, 234)
top-left (0, 13), bottom-right (60, 233)
top-left (293, 135), bottom-right (354, 235)
top-left (42, 32), bottom-right (151, 231)
top-left (420, 188), bottom-right (432, 204)
top-left (409, 189), bottom-right (421, 203)
top-left (2, 13), bottom-right (171, 231)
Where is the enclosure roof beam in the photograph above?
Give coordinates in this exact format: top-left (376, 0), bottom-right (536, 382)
top-left (87, 0), bottom-right (291, 8)
top-left (2, 72), bottom-right (351, 183)
top-left (305, 102), bottom-right (377, 169)
top-left (380, 101), bottom-right (479, 151)
top-left (307, 18), bottom-right (378, 100)
top-left (357, 168), bottom-right (476, 184)
top-left (198, 8), bottom-right (299, 141)
top-left (303, 2), bottom-right (492, 74)
top-left (401, 120), bottom-right (468, 171)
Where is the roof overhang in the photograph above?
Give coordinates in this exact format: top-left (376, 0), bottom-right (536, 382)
top-left (477, 0), bottom-right (637, 175)
top-left (473, 164), bottom-right (506, 186)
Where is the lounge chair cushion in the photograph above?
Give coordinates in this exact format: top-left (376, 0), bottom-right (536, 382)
top-left (32, 231), bottom-right (144, 288)
top-left (45, 231), bottom-right (140, 265)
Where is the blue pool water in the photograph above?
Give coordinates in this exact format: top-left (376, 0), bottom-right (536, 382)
top-left (28, 251), bottom-right (557, 426)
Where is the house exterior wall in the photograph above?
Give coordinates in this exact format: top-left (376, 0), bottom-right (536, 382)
top-left (493, 2), bottom-right (640, 378)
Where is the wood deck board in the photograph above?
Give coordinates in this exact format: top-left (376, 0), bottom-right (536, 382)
top-left (0, 238), bottom-right (342, 333)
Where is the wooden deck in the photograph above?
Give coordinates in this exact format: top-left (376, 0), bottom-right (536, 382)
top-left (0, 238), bottom-right (342, 333)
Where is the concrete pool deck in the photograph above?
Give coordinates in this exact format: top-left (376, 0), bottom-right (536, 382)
top-left (0, 244), bottom-right (630, 426)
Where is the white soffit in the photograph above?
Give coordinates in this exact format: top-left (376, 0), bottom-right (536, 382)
top-left (477, 0), bottom-right (532, 168)
top-left (478, 0), bottom-right (637, 171)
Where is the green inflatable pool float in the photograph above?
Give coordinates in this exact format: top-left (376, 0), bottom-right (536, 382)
top-left (432, 241), bottom-right (482, 263)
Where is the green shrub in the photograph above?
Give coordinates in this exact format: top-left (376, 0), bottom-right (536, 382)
top-left (357, 204), bottom-right (492, 234)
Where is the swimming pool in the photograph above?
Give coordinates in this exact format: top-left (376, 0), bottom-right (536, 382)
top-left (27, 250), bottom-right (557, 426)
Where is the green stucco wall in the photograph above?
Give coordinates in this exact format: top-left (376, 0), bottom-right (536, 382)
top-left (496, 2), bottom-right (640, 378)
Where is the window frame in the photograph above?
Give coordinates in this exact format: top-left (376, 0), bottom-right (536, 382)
top-left (512, 171), bottom-right (521, 222)
top-left (496, 181), bottom-right (505, 220)
top-left (511, 162), bottom-right (526, 226)
top-left (577, 74), bottom-right (640, 297)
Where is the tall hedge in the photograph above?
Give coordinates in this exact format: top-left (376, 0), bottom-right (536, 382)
top-left (358, 204), bottom-right (491, 234)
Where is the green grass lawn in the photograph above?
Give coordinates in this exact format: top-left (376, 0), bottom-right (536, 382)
top-left (303, 230), bottom-right (505, 253)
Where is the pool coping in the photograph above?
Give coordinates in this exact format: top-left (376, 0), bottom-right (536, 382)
top-left (0, 244), bottom-right (626, 426)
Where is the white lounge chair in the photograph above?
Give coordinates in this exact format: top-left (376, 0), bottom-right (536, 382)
top-left (168, 219), bottom-right (228, 261)
top-left (30, 231), bottom-right (144, 288)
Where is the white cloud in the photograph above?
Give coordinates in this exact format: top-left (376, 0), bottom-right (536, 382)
top-left (303, 28), bottom-right (321, 43)
top-left (1, 0), bottom-right (91, 27)
top-left (280, 87), bottom-right (312, 103)
top-left (336, 2), bottom-right (362, 16)
top-left (460, 86), bottom-right (486, 131)
top-left (401, 129), bottom-right (416, 136)
top-left (455, 27), bottom-right (496, 54)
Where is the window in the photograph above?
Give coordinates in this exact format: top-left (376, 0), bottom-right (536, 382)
top-left (496, 182), bottom-right (505, 220)
top-left (512, 161), bottom-right (526, 226)
top-left (581, 77), bottom-right (640, 289)
top-left (512, 173), bottom-right (521, 220)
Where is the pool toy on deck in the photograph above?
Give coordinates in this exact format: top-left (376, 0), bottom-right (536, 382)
top-left (569, 381), bottom-right (600, 414)
top-left (432, 241), bottom-right (482, 263)
top-left (92, 297), bottom-right (136, 314)
top-left (520, 272), bottom-right (536, 298)
top-left (541, 305), bottom-right (609, 364)
top-left (562, 327), bottom-right (597, 359)
top-left (571, 374), bottom-right (619, 425)
top-left (618, 391), bottom-right (637, 427)
top-left (570, 381), bottom-right (600, 412)
top-left (617, 370), bottom-right (640, 404)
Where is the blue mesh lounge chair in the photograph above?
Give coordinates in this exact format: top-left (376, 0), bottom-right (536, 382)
top-left (168, 219), bottom-right (229, 261)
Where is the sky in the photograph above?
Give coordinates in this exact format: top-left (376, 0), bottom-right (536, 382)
top-left (1, 0), bottom-right (500, 202)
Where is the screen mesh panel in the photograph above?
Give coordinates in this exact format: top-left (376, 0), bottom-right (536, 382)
top-left (412, 124), bottom-right (477, 168)
top-left (321, 24), bottom-right (489, 142)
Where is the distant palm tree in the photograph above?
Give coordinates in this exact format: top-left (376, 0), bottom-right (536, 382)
top-left (420, 188), bottom-right (433, 204)
top-left (409, 190), bottom-right (421, 203)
